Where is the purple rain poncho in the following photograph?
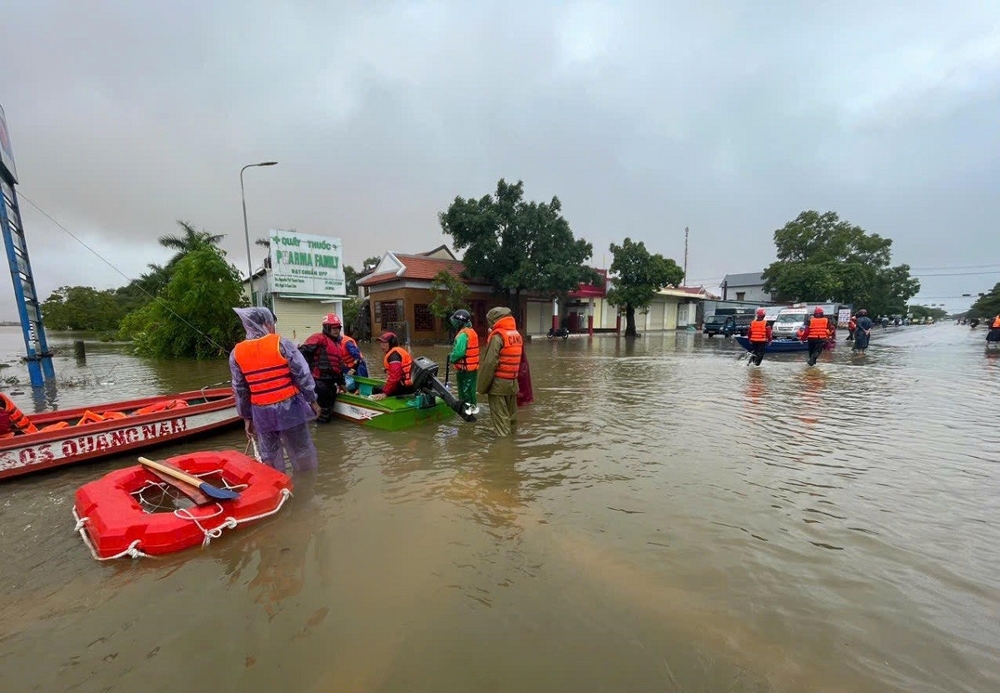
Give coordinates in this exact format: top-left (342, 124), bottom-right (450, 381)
top-left (229, 307), bottom-right (318, 473)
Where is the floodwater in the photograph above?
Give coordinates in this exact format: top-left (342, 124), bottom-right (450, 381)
top-left (0, 324), bottom-right (998, 692)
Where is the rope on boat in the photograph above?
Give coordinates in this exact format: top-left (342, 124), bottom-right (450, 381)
top-left (73, 469), bottom-right (292, 560)
top-left (72, 508), bottom-right (152, 561)
top-left (173, 488), bottom-right (292, 548)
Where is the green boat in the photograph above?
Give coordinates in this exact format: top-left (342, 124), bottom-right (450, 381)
top-left (331, 376), bottom-right (456, 431)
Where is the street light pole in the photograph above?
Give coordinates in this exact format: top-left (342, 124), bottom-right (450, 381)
top-left (240, 161), bottom-right (278, 305)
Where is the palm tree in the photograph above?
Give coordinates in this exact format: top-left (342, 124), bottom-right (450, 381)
top-left (158, 221), bottom-right (225, 268)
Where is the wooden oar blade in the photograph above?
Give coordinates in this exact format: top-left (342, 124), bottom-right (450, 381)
top-left (139, 456), bottom-right (241, 502)
top-left (198, 482), bottom-right (240, 501)
top-left (146, 467), bottom-right (212, 505)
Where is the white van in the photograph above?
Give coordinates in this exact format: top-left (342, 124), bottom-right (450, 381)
top-left (772, 307), bottom-right (809, 340)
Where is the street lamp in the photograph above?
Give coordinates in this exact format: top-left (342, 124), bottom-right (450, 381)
top-left (240, 161), bottom-right (278, 305)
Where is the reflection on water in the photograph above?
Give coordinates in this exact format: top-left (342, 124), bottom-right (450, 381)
top-left (0, 325), bottom-right (998, 692)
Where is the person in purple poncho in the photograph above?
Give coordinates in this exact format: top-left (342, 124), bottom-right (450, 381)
top-left (230, 307), bottom-right (320, 474)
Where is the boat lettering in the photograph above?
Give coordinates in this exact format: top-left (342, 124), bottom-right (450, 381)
top-left (0, 418), bottom-right (189, 471)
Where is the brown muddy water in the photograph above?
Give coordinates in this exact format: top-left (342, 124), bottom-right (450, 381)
top-left (0, 325), bottom-right (997, 692)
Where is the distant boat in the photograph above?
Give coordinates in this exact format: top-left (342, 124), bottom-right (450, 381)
top-left (0, 388), bottom-right (239, 480)
top-left (735, 336), bottom-right (834, 353)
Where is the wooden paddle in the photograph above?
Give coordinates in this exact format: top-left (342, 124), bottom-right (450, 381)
top-left (145, 466), bottom-right (211, 505)
top-left (138, 456), bottom-right (240, 501)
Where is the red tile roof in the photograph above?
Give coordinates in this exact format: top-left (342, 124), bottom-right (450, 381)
top-left (358, 254), bottom-right (466, 286)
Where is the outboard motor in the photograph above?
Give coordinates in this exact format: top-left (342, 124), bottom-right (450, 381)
top-left (409, 356), bottom-right (476, 422)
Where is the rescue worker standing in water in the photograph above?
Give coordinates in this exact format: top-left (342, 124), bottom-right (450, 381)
top-left (746, 308), bottom-right (772, 366)
top-left (805, 307), bottom-right (833, 366)
top-left (447, 309), bottom-right (480, 415)
top-left (299, 313), bottom-right (348, 423)
top-left (477, 306), bottom-right (522, 437)
top-left (230, 307), bottom-right (320, 474)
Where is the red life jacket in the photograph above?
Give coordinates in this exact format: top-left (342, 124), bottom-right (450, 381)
top-left (454, 327), bottom-right (480, 371)
top-left (341, 335), bottom-right (363, 369)
top-left (748, 319), bottom-right (768, 343)
top-left (487, 316), bottom-right (523, 380)
top-left (807, 316), bottom-right (830, 339)
top-left (383, 347), bottom-right (413, 386)
top-left (233, 334), bottom-right (300, 406)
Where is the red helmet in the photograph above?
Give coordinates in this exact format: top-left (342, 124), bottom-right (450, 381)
top-left (756, 309), bottom-right (766, 318)
top-left (323, 313), bottom-right (342, 327)
top-left (813, 307), bottom-right (824, 317)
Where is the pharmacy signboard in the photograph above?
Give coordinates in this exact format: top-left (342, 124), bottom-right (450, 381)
top-left (268, 229), bottom-right (345, 297)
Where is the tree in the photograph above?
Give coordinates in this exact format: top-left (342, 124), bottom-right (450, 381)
top-left (344, 265), bottom-right (360, 296)
top-left (970, 283), bottom-right (1000, 319)
top-left (428, 269), bottom-right (471, 340)
top-left (42, 286), bottom-right (128, 332)
top-left (119, 248), bottom-right (246, 358)
top-left (762, 211), bottom-right (919, 316)
top-left (159, 221), bottom-right (225, 269)
top-left (439, 179), bottom-right (596, 316)
top-left (605, 238), bottom-right (684, 337)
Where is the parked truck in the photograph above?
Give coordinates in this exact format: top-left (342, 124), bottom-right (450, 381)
top-left (703, 307), bottom-right (756, 338)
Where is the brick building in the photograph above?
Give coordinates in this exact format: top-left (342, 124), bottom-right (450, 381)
top-left (357, 246), bottom-right (495, 345)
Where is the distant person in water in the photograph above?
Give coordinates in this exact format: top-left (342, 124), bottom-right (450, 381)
top-left (852, 309), bottom-right (873, 354)
top-left (987, 315), bottom-right (1000, 344)
top-left (230, 307), bottom-right (319, 474)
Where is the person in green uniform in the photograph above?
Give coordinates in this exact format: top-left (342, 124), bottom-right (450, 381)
top-left (477, 306), bottom-right (522, 437)
top-left (447, 309), bottom-right (480, 415)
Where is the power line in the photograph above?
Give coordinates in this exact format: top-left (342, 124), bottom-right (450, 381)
top-left (17, 191), bottom-right (229, 354)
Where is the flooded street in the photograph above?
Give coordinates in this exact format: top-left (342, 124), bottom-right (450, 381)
top-left (0, 325), bottom-right (997, 692)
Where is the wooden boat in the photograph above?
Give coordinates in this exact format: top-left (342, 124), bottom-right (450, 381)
top-left (0, 388), bottom-right (240, 480)
top-left (332, 376), bottom-right (455, 431)
top-left (735, 336), bottom-right (835, 353)
top-left (74, 450), bottom-right (292, 560)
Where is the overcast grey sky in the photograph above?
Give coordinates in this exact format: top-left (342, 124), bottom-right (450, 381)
top-left (1, 0), bottom-right (998, 317)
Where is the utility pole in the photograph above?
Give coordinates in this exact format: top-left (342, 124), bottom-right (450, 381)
top-left (683, 226), bottom-right (689, 285)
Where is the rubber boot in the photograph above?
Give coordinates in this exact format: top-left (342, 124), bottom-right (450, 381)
top-left (317, 407), bottom-right (333, 423)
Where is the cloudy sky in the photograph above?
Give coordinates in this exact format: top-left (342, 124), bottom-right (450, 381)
top-left (1, 0), bottom-right (998, 318)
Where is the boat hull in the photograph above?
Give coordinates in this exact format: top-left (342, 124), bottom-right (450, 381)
top-left (332, 376), bottom-right (455, 431)
top-left (735, 336), bottom-right (834, 353)
top-left (0, 388), bottom-right (240, 480)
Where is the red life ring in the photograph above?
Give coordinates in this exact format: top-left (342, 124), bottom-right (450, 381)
top-left (73, 451), bottom-right (293, 559)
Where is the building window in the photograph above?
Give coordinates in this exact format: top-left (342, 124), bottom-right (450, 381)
top-left (414, 304), bottom-right (434, 332)
top-left (378, 300), bottom-right (398, 325)
top-left (736, 291), bottom-right (745, 301)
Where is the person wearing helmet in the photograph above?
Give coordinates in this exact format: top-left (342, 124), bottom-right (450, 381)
top-left (298, 313), bottom-right (349, 422)
top-left (447, 309), bottom-right (480, 415)
top-left (804, 307), bottom-right (833, 366)
top-left (853, 309), bottom-right (873, 354)
top-left (230, 307), bottom-right (320, 474)
top-left (746, 308), bottom-right (772, 366)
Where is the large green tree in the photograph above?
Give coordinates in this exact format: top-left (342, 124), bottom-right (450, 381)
top-left (970, 283), bottom-right (1000, 320)
top-left (606, 238), bottom-right (684, 337)
top-left (908, 305), bottom-right (947, 322)
top-left (42, 286), bottom-right (128, 332)
top-left (119, 248), bottom-right (245, 358)
top-left (439, 179), bottom-right (597, 315)
top-left (762, 211), bottom-right (919, 316)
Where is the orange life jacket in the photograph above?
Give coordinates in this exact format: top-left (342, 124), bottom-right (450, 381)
top-left (487, 316), bottom-right (523, 380)
top-left (233, 333), bottom-right (300, 406)
top-left (341, 335), bottom-right (363, 369)
top-left (807, 316), bottom-right (830, 339)
top-left (383, 347), bottom-right (413, 386)
top-left (455, 327), bottom-right (480, 371)
top-left (748, 318), bottom-right (768, 342)
top-left (0, 393), bottom-right (36, 436)
top-left (992, 316), bottom-right (1000, 329)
